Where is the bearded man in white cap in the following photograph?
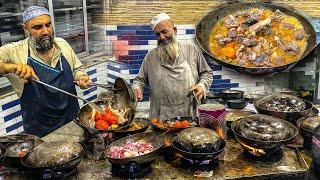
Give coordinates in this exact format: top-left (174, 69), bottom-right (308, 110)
top-left (0, 6), bottom-right (90, 137)
top-left (132, 13), bottom-right (213, 120)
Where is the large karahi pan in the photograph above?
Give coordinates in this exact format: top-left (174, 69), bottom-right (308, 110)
top-left (253, 94), bottom-right (313, 124)
top-left (105, 132), bottom-right (164, 165)
top-left (74, 78), bottom-right (136, 134)
top-left (231, 114), bottom-right (298, 150)
top-left (196, 2), bottom-right (317, 74)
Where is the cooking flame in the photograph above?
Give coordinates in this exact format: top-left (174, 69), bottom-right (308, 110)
top-left (237, 139), bottom-right (266, 156)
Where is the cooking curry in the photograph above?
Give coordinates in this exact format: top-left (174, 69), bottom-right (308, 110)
top-left (209, 8), bottom-right (307, 68)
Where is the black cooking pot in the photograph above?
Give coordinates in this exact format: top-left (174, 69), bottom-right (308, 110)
top-left (231, 114), bottom-right (298, 150)
top-left (21, 142), bottom-right (85, 172)
top-left (297, 116), bottom-right (320, 149)
top-left (106, 132), bottom-right (163, 165)
top-left (218, 89), bottom-right (244, 101)
top-left (226, 99), bottom-right (248, 109)
top-left (196, 2), bottom-right (317, 74)
top-left (254, 94), bottom-right (313, 124)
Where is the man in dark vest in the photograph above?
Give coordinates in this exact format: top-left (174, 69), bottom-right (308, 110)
top-left (0, 6), bottom-right (90, 137)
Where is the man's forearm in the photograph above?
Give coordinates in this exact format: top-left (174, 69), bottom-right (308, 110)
top-left (0, 63), bottom-right (16, 75)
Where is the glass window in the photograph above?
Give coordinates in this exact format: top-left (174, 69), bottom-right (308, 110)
top-left (0, 0), bottom-right (48, 46)
top-left (52, 0), bottom-right (85, 54)
top-left (86, 0), bottom-right (107, 55)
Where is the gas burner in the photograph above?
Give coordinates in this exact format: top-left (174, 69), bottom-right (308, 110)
top-left (40, 167), bottom-right (78, 180)
top-left (179, 157), bottom-right (219, 172)
top-left (243, 146), bottom-right (283, 164)
top-left (111, 161), bottom-right (153, 178)
top-left (0, 167), bottom-right (78, 180)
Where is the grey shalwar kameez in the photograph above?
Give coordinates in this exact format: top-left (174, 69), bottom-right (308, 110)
top-left (132, 43), bottom-right (213, 120)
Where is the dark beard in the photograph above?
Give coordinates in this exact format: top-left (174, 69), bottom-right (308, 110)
top-left (31, 33), bottom-right (54, 53)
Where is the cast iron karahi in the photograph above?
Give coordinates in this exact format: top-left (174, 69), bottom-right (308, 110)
top-left (231, 114), bottom-right (298, 150)
top-left (0, 134), bottom-right (43, 148)
top-left (172, 127), bottom-right (226, 160)
top-left (196, 2), bottom-right (317, 74)
top-left (254, 94), bottom-right (313, 124)
top-left (21, 142), bottom-right (85, 172)
top-left (113, 118), bottom-right (150, 139)
top-left (297, 116), bottom-right (320, 148)
top-left (105, 132), bottom-right (164, 165)
top-left (74, 77), bottom-right (136, 134)
top-left (151, 116), bottom-right (196, 133)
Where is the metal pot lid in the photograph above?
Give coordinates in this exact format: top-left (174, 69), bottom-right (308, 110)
top-left (173, 127), bottom-right (223, 153)
top-left (254, 94), bottom-right (308, 112)
top-left (233, 114), bottom-right (298, 142)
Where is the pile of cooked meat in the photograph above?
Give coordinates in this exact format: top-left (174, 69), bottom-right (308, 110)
top-left (210, 8), bottom-right (307, 68)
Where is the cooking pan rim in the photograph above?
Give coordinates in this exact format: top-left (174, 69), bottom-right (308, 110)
top-left (231, 117), bottom-right (298, 144)
top-left (113, 117), bottom-right (150, 133)
top-left (4, 139), bottom-right (45, 158)
top-left (21, 142), bottom-right (86, 169)
top-left (296, 117), bottom-right (315, 135)
top-left (105, 132), bottom-right (164, 161)
top-left (76, 101), bottom-right (134, 133)
top-left (171, 136), bottom-right (226, 156)
top-left (253, 95), bottom-right (313, 114)
top-left (195, 2), bottom-right (317, 71)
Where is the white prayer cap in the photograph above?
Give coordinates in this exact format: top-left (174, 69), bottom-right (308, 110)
top-left (150, 13), bottom-right (172, 31)
top-left (23, 6), bottom-right (50, 24)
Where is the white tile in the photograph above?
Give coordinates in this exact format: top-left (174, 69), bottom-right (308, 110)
top-left (0, 119), bottom-right (17, 131)
top-left (0, 129), bottom-right (7, 136)
top-left (11, 94), bottom-right (19, 100)
top-left (6, 129), bottom-right (18, 135)
top-left (138, 45), bottom-right (157, 50)
top-left (17, 127), bottom-right (24, 133)
top-left (305, 71), bottom-right (315, 76)
top-left (121, 70), bottom-right (130, 75)
top-left (0, 108), bottom-right (15, 118)
top-left (177, 29), bottom-right (186, 35)
top-left (105, 25), bottom-right (117, 30)
top-left (177, 34), bottom-right (195, 40)
top-left (148, 40), bottom-right (157, 45)
top-left (176, 25), bottom-right (195, 30)
top-left (0, 96), bottom-right (12, 105)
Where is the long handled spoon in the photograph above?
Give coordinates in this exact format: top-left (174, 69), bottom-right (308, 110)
top-left (32, 79), bottom-right (104, 114)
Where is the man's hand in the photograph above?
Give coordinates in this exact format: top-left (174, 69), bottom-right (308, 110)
top-left (190, 84), bottom-right (204, 100)
top-left (134, 88), bottom-right (143, 102)
top-left (75, 75), bottom-right (91, 89)
top-left (4, 63), bottom-right (40, 81)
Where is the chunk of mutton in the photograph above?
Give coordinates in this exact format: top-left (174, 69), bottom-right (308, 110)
top-left (225, 15), bottom-right (240, 28)
top-left (249, 9), bottom-right (282, 35)
top-left (228, 28), bottom-right (237, 39)
top-left (218, 37), bottom-right (233, 46)
top-left (242, 37), bottom-right (258, 47)
top-left (295, 29), bottom-right (306, 40)
top-left (244, 10), bottom-right (263, 26)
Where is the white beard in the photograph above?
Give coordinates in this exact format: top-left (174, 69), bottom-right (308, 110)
top-left (157, 35), bottom-right (179, 62)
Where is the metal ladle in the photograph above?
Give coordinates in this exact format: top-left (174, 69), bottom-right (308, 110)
top-left (32, 79), bottom-right (104, 114)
